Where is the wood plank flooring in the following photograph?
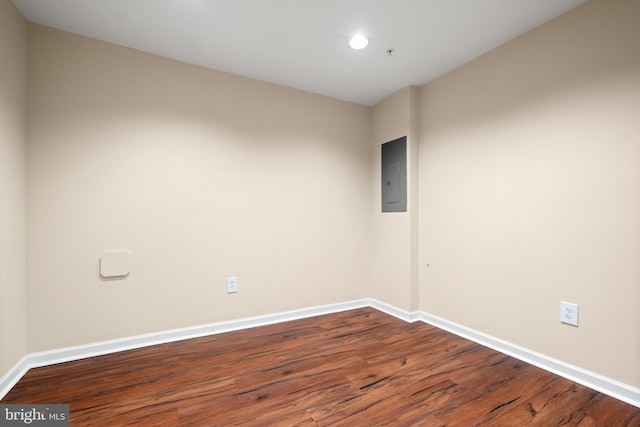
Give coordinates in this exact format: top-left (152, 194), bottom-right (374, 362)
top-left (3, 308), bottom-right (639, 426)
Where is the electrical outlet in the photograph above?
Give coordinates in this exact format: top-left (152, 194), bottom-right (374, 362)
top-left (560, 301), bottom-right (578, 326)
top-left (226, 277), bottom-right (238, 294)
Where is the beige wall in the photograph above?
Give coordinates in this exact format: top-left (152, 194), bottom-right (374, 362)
top-left (369, 87), bottom-right (419, 311)
top-left (26, 25), bottom-right (371, 351)
top-left (2, 0), bottom-right (638, 393)
top-left (419, 0), bottom-right (640, 387)
top-left (0, 0), bottom-right (28, 376)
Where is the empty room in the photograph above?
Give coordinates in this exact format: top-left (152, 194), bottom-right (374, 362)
top-left (1, 0), bottom-right (639, 425)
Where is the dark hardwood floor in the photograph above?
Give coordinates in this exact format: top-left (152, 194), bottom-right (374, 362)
top-left (3, 308), bottom-right (639, 426)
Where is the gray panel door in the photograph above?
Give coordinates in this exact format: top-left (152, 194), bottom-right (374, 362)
top-left (381, 137), bottom-right (407, 212)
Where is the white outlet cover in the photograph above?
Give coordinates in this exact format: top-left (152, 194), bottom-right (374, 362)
top-left (227, 277), bottom-right (238, 294)
top-left (560, 301), bottom-right (579, 326)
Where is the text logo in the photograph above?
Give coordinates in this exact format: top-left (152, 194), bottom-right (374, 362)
top-left (0, 405), bottom-right (69, 426)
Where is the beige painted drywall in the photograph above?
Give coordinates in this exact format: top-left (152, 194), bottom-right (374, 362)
top-left (419, 0), bottom-right (640, 387)
top-left (369, 87), bottom-right (419, 311)
top-left (5, 0), bottom-right (638, 395)
top-left (26, 25), bottom-right (371, 352)
top-left (0, 0), bottom-right (28, 376)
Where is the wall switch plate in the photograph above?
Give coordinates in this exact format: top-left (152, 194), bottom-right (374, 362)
top-left (226, 277), bottom-right (238, 294)
top-left (560, 301), bottom-right (578, 326)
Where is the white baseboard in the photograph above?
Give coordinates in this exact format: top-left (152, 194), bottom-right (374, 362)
top-left (418, 311), bottom-right (640, 409)
top-left (25, 298), bottom-right (372, 370)
top-left (2, 298), bottom-right (638, 408)
top-left (0, 357), bottom-right (30, 401)
top-left (0, 299), bottom-right (370, 399)
top-left (368, 299), bottom-right (421, 322)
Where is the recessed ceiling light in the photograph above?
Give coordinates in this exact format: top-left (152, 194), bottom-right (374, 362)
top-left (348, 34), bottom-right (369, 50)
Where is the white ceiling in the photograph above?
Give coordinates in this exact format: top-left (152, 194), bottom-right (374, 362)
top-left (12, 0), bottom-right (588, 106)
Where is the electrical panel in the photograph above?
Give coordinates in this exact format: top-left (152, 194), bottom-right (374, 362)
top-left (381, 136), bottom-right (407, 212)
